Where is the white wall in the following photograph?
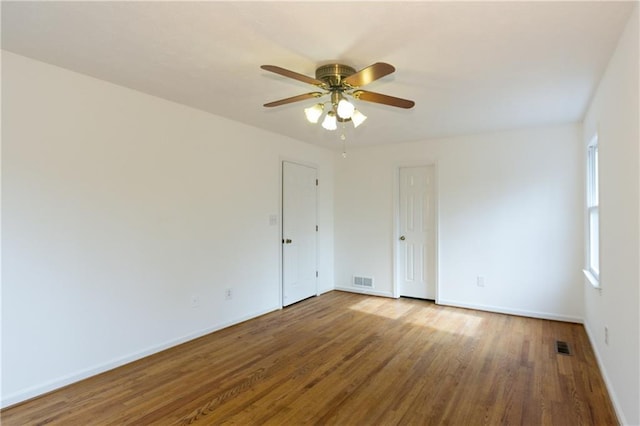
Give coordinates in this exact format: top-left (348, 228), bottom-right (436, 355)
top-left (335, 124), bottom-right (584, 322)
top-left (582, 6), bottom-right (639, 425)
top-left (1, 51), bottom-right (336, 407)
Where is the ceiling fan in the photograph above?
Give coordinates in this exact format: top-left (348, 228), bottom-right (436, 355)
top-left (261, 62), bottom-right (415, 130)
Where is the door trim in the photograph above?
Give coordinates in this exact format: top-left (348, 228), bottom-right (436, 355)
top-left (393, 163), bottom-right (440, 302)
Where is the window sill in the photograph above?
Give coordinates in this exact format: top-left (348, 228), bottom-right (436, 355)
top-left (583, 269), bottom-right (601, 289)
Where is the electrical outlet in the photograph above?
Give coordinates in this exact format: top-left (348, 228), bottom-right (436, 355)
top-left (191, 295), bottom-right (200, 308)
top-left (604, 326), bottom-right (609, 345)
top-left (476, 276), bottom-right (485, 287)
top-left (225, 288), bottom-right (233, 300)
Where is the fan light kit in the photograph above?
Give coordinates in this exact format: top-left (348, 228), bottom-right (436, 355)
top-left (261, 62), bottom-right (415, 143)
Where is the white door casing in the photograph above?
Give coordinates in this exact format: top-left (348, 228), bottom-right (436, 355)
top-left (398, 166), bottom-right (436, 300)
top-left (282, 161), bottom-right (317, 307)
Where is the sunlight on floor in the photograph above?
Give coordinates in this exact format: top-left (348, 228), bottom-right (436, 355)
top-left (412, 309), bottom-right (485, 337)
top-left (348, 297), bottom-right (485, 337)
top-left (347, 298), bottom-right (412, 320)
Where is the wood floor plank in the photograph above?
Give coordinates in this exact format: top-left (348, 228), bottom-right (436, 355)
top-left (1, 291), bottom-right (618, 425)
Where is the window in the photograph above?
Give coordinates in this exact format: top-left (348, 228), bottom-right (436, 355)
top-left (585, 134), bottom-right (599, 286)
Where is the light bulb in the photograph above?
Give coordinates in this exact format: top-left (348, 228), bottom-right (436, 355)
top-left (322, 111), bottom-right (337, 131)
top-left (336, 99), bottom-right (355, 119)
top-left (352, 109), bottom-right (367, 128)
top-left (304, 103), bottom-right (324, 123)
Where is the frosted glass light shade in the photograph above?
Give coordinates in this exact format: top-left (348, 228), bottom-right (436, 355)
top-left (351, 109), bottom-right (367, 128)
top-left (322, 111), bottom-right (337, 130)
top-left (336, 99), bottom-right (355, 119)
top-left (304, 103), bottom-right (324, 123)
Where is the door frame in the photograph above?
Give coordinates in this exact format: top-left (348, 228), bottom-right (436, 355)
top-left (393, 163), bottom-right (440, 302)
top-left (279, 158), bottom-right (319, 308)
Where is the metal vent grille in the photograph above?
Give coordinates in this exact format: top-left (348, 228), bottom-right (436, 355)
top-left (353, 276), bottom-right (374, 288)
top-left (556, 340), bottom-right (571, 356)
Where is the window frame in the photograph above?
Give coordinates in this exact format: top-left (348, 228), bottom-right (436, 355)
top-left (584, 134), bottom-right (600, 288)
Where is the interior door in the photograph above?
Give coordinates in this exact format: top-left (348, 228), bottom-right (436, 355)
top-left (282, 161), bottom-right (317, 307)
top-left (398, 166), bottom-right (436, 300)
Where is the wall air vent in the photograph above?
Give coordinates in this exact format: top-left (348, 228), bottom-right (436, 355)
top-left (353, 276), bottom-right (374, 288)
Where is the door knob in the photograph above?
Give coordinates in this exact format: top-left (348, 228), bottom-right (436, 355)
top-left (399, 235), bottom-right (406, 241)
top-left (283, 238), bottom-right (292, 244)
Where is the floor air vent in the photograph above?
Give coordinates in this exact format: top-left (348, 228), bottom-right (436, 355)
top-left (555, 340), bottom-right (571, 356)
top-left (353, 276), bottom-right (374, 288)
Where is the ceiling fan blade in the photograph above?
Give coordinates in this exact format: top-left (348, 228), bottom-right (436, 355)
top-left (343, 62), bottom-right (396, 88)
top-left (261, 65), bottom-right (326, 88)
top-left (352, 90), bottom-right (415, 109)
top-left (263, 92), bottom-right (324, 107)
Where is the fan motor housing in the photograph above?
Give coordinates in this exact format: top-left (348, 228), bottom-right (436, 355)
top-left (315, 64), bottom-right (356, 87)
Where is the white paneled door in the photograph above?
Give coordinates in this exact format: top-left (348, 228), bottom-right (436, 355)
top-left (398, 166), bottom-right (436, 300)
top-left (282, 161), bottom-right (317, 307)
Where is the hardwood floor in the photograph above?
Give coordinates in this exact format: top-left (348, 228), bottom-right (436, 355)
top-left (2, 291), bottom-right (617, 425)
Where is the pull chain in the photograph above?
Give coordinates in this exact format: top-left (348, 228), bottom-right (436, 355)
top-left (341, 123), bottom-right (347, 158)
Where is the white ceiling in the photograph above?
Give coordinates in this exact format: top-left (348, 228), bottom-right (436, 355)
top-left (2, 1), bottom-right (635, 149)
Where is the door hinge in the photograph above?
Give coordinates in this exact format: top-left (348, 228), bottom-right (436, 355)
top-left (316, 271), bottom-right (318, 278)
top-left (316, 225), bottom-right (318, 232)
top-left (316, 179), bottom-right (318, 186)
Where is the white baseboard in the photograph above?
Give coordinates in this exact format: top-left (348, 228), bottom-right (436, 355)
top-left (583, 322), bottom-right (627, 425)
top-left (436, 299), bottom-right (583, 323)
top-left (0, 305), bottom-right (280, 409)
top-left (317, 286), bottom-right (334, 296)
top-left (334, 286), bottom-right (394, 299)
